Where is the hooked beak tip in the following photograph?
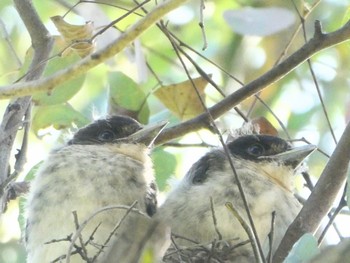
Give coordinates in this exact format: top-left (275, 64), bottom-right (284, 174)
top-left (128, 120), bottom-right (168, 147)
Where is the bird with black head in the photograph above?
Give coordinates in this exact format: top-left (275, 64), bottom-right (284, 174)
top-left (159, 134), bottom-right (316, 262)
top-left (25, 115), bottom-right (167, 263)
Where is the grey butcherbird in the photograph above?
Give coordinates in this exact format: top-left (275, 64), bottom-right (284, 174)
top-left (159, 134), bottom-right (316, 262)
top-left (25, 115), bottom-right (167, 263)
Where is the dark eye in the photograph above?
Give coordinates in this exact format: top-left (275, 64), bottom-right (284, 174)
top-left (98, 130), bottom-right (115, 142)
top-left (247, 144), bottom-right (264, 156)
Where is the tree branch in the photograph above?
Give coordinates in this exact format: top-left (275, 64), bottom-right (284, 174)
top-left (273, 121), bottom-right (350, 262)
top-left (0, 0), bottom-right (53, 213)
top-left (155, 19), bottom-right (350, 144)
top-left (0, 0), bottom-right (189, 98)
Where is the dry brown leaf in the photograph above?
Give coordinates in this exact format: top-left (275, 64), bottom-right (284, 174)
top-left (154, 76), bottom-right (210, 120)
top-left (51, 15), bottom-right (95, 57)
top-left (251, 117), bottom-right (278, 136)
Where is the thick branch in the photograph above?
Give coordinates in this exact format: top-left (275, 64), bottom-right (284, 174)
top-left (155, 19), bottom-right (350, 144)
top-left (0, 0), bottom-right (53, 211)
top-left (273, 121), bottom-right (350, 262)
top-left (0, 0), bottom-right (188, 98)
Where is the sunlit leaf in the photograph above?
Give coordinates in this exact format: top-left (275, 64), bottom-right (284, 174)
top-left (223, 7), bottom-right (296, 36)
top-left (51, 15), bottom-right (95, 57)
top-left (25, 36), bottom-right (86, 105)
top-left (152, 148), bottom-right (177, 191)
top-left (284, 233), bottom-right (320, 263)
top-left (32, 104), bottom-right (89, 134)
top-left (108, 71), bottom-right (150, 124)
top-left (154, 76), bottom-right (209, 120)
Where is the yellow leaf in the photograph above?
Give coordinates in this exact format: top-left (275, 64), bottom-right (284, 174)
top-left (154, 76), bottom-right (210, 120)
top-left (51, 15), bottom-right (95, 57)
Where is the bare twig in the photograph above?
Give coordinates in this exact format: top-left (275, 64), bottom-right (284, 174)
top-left (154, 19), bottom-right (350, 145)
top-left (210, 197), bottom-right (223, 241)
top-left (198, 0), bottom-right (207, 50)
top-left (91, 201), bottom-right (138, 262)
top-left (65, 203), bottom-right (145, 262)
top-left (291, 0), bottom-right (337, 145)
top-left (225, 202), bottom-right (260, 263)
top-left (0, 0), bottom-right (53, 214)
top-left (90, 0), bottom-right (149, 41)
top-left (267, 211), bottom-right (276, 263)
top-left (72, 211), bottom-right (90, 261)
top-left (0, 19), bottom-right (22, 67)
top-left (318, 184), bottom-right (347, 244)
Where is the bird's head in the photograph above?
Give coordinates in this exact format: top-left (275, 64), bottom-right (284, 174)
top-left (228, 135), bottom-right (315, 169)
top-left (68, 115), bottom-right (167, 147)
top-left (188, 135), bottom-right (316, 193)
top-left (228, 135), bottom-right (316, 191)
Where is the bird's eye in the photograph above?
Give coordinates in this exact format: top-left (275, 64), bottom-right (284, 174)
top-left (98, 130), bottom-right (115, 142)
top-left (247, 144), bottom-right (264, 156)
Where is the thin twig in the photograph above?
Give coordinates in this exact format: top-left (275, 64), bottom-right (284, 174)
top-left (210, 197), bottom-right (223, 240)
top-left (198, 0), bottom-right (207, 50)
top-left (65, 204), bottom-right (146, 263)
top-left (72, 211), bottom-right (90, 261)
top-left (90, 0), bottom-right (149, 41)
top-left (291, 0), bottom-right (337, 145)
top-left (91, 201), bottom-right (138, 261)
top-left (225, 202), bottom-right (260, 263)
top-left (318, 183), bottom-right (347, 244)
top-left (267, 211), bottom-right (276, 263)
top-left (0, 19), bottom-right (22, 67)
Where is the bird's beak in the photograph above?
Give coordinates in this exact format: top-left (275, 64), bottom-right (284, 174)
top-left (259, 144), bottom-right (316, 169)
top-left (127, 121), bottom-right (168, 147)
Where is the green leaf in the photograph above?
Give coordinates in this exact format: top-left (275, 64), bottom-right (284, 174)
top-left (22, 37), bottom-right (86, 105)
top-left (32, 104), bottom-right (89, 134)
top-left (284, 233), bottom-right (320, 263)
top-left (108, 71), bottom-right (150, 124)
top-left (151, 148), bottom-right (176, 191)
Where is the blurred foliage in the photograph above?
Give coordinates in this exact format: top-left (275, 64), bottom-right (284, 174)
top-left (0, 0), bottom-right (350, 262)
top-left (284, 233), bottom-right (320, 263)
